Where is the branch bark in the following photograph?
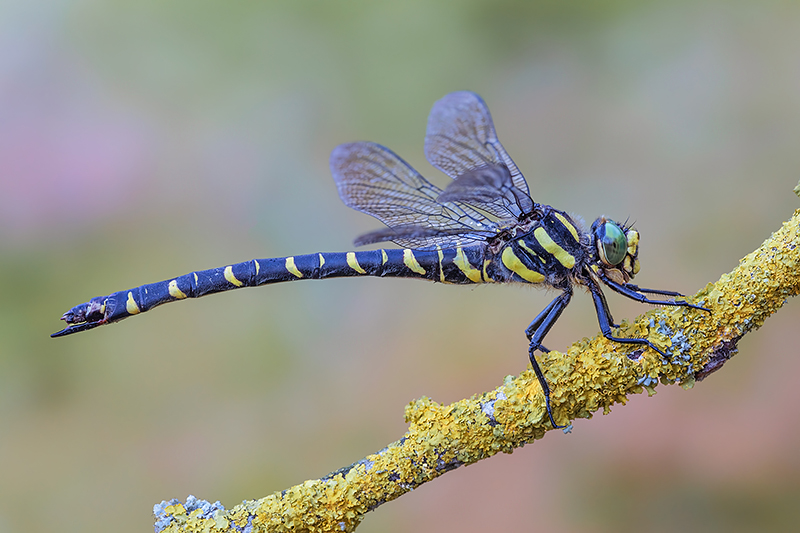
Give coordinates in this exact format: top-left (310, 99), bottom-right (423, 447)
top-left (154, 208), bottom-right (800, 533)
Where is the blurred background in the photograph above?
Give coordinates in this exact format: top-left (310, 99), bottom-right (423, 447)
top-left (2, 1), bottom-right (800, 532)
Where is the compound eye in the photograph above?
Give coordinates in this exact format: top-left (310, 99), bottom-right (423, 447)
top-left (598, 221), bottom-right (627, 266)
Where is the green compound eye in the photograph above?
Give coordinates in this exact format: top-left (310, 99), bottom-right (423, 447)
top-left (598, 221), bottom-right (627, 266)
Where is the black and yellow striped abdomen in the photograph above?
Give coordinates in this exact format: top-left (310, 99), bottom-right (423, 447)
top-left (53, 246), bottom-right (496, 335)
top-left (52, 207), bottom-right (589, 337)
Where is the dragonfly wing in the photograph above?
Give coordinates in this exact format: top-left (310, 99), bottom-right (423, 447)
top-left (352, 225), bottom-right (491, 247)
top-left (436, 164), bottom-right (533, 220)
top-left (330, 141), bottom-right (497, 249)
top-left (424, 91), bottom-right (533, 216)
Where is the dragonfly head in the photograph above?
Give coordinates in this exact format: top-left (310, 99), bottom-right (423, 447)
top-left (591, 217), bottom-right (640, 284)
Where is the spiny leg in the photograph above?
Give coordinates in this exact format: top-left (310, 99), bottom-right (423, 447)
top-left (623, 284), bottom-right (686, 297)
top-left (526, 289), bottom-right (572, 429)
top-left (524, 294), bottom-right (566, 353)
top-left (600, 274), bottom-right (710, 313)
top-left (587, 281), bottom-right (669, 357)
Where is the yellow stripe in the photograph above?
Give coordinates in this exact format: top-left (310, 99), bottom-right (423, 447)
top-left (381, 249), bottom-right (388, 265)
top-left (436, 246), bottom-right (445, 283)
top-left (168, 280), bottom-right (187, 299)
top-left (285, 256), bottom-right (303, 278)
top-left (254, 259), bottom-right (260, 275)
top-left (533, 227), bottom-right (575, 269)
top-left (403, 249), bottom-right (426, 275)
top-left (554, 212), bottom-right (580, 243)
top-left (501, 247), bottom-right (545, 283)
top-left (453, 247), bottom-right (483, 283)
top-left (482, 259), bottom-right (495, 282)
top-left (126, 292), bottom-right (141, 315)
top-left (318, 253), bottom-right (325, 268)
top-left (517, 240), bottom-right (544, 263)
top-left (224, 265), bottom-right (244, 287)
top-left (347, 252), bottom-right (366, 274)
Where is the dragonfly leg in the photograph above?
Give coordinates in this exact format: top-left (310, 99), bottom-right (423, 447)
top-left (526, 289), bottom-right (572, 429)
top-left (588, 281), bottom-right (669, 357)
top-left (525, 297), bottom-right (564, 353)
top-left (526, 293), bottom-right (566, 339)
top-left (594, 283), bottom-right (619, 328)
top-left (601, 275), bottom-right (710, 313)
top-left (623, 283), bottom-right (685, 298)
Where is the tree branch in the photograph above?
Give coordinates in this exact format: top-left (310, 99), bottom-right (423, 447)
top-left (153, 208), bottom-right (800, 533)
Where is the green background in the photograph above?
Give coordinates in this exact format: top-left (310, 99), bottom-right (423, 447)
top-left (2, 1), bottom-right (800, 532)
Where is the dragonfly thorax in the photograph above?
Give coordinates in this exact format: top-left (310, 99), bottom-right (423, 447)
top-left (493, 207), bottom-right (589, 287)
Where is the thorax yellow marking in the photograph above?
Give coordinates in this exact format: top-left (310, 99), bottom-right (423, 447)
top-left (224, 266), bottom-right (244, 287)
top-left (346, 252), bottom-right (367, 274)
top-left (285, 257), bottom-right (303, 278)
top-left (453, 247), bottom-right (483, 283)
top-left (381, 249), bottom-right (388, 265)
top-left (501, 247), bottom-right (545, 283)
top-left (318, 253), bottom-right (325, 268)
top-left (403, 249), bottom-right (426, 275)
top-left (168, 280), bottom-right (187, 299)
top-left (126, 292), bottom-right (141, 315)
top-left (254, 259), bottom-right (260, 275)
top-left (482, 259), bottom-right (495, 282)
top-left (533, 227), bottom-right (575, 269)
top-left (554, 212), bottom-right (580, 243)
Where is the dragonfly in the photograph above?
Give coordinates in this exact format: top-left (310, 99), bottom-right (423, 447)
top-left (52, 91), bottom-right (708, 428)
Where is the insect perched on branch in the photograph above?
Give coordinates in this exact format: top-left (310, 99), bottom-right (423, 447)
top-left (52, 91), bottom-right (708, 428)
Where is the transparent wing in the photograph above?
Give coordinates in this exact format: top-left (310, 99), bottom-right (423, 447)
top-left (424, 91), bottom-right (533, 217)
top-left (330, 142), bottom-right (498, 249)
top-left (436, 164), bottom-right (534, 220)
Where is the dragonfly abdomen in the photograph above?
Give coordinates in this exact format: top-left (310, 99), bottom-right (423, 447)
top-left (51, 246), bottom-right (493, 337)
top-left (292, 247), bottom-right (488, 284)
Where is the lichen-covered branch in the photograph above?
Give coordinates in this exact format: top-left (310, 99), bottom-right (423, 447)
top-left (154, 209), bottom-right (800, 533)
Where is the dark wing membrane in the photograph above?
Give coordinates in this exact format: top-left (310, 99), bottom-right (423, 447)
top-left (353, 226), bottom-right (487, 247)
top-left (424, 91), bottom-right (533, 217)
top-left (436, 164), bottom-right (533, 220)
top-left (330, 142), bottom-right (498, 249)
